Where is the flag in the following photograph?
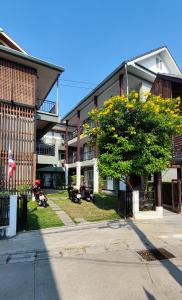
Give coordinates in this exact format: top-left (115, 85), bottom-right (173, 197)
top-left (8, 148), bottom-right (16, 179)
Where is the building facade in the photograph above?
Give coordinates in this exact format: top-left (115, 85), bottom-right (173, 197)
top-left (62, 46), bottom-right (182, 199)
top-left (36, 123), bottom-right (66, 188)
top-left (0, 29), bottom-right (64, 190)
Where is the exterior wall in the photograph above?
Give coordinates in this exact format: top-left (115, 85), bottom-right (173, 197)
top-left (0, 59), bottom-right (36, 106)
top-left (0, 102), bottom-right (35, 190)
top-left (0, 59), bottom-right (37, 190)
top-left (97, 81), bottom-right (120, 106)
top-left (139, 55), bottom-right (170, 74)
top-left (162, 168), bottom-right (177, 182)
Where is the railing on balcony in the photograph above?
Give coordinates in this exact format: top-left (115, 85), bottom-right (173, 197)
top-left (36, 143), bottom-right (55, 156)
top-left (172, 136), bottom-right (182, 161)
top-left (37, 99), bottom-right (56, 114)
top-left (81, 150), bottom-right (95, 161)
top-left (68, 126), bottom-right (84, 141)
top-left (68, 155), bottom-right (77, 164)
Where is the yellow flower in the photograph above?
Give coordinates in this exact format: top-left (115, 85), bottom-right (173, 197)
top-left (111, 127), bottom-right (115, 131)
top-left (113, 134), bottom-right (118, 138)
top-left (126, 103), bottom-right (134, 109)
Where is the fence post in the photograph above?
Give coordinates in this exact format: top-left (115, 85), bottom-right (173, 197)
top-left (6, 195), bottom-right (17, 237)
top-left (132, 190), bottom-right (139, 217)
top-left (22, 195), bottom-right (28, 230)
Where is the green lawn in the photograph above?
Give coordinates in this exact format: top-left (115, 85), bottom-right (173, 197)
top-left (48, 191), bottom-right (121, 223)
top-left (27, 201), bottom-right (64, 230)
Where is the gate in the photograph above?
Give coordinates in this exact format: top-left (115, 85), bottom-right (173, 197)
top-left (0, 195), bottom-right (10, 227)
top-left (171, 180), bottom-right (182, 213)
top-left (118, 190), bottom-right (133, 218)
top-left (17, 195), bottom-right (28, 231)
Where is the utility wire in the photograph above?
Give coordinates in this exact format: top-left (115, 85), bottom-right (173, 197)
top-left (60, 83), bottom-right (93, 90)
top-left (60, 79), bottom-right (97, 86)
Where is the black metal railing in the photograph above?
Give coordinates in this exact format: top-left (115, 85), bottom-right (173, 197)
top-left (37, 99), bottom-right (56, 114)
top-left (36, 143), bottom-right (55, 156)
top-left (0, 196), bottom-right (10, 226)
top-left (17, 195), bottom-right (28, 231)
top-left (68, 155), bottom-right (77, 164)
top-left (118, 190), bottom-right (133, 218)
top-left (68, 126), bottom-right (84, 141)
top-left (81, 150), bottom-right (95, 161)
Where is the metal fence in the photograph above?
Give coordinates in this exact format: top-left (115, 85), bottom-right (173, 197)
top-left (0, 195), bottom-right (10, 226)
top-left (17, 195), bottom-right (28, 231)
top-left (118, 190), bottom-right (133, 218)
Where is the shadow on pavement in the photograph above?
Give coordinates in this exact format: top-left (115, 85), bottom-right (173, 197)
top-left (0, 204), bottom-right (62, 300)
top-left (128, 219), bottom-right (182, 287)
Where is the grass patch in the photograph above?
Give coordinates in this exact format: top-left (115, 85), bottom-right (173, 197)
top-left (48, 192), bottom-right (121, 223)
top-left (27, 201), bottom-right (64, 230)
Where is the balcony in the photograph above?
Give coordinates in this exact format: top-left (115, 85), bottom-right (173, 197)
top-left (36, 143), bottom-right (55, 156)
top-left (36, 143), bottom-right (58, 165)
top-left (37, 99), bottom-right (56, 114)
top-left (81, 150), bottom-right (95, 161)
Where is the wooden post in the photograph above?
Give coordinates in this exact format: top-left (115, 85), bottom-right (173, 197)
top-left (177, 166), bottom-right (182, 212)
top-left (77, 111), bottom-right (80, 162)
top-left (94, 96), bottom-right (98, 158)
top-left (66, 120), bottom-right (69, 163)
top-left (154, 172), bottom-right (162, 207)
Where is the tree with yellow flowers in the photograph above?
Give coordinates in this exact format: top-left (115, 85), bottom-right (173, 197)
top-left (84, 92), bottom-right (182, 190)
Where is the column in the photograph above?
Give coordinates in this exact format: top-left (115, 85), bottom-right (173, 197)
top-left (65, 164), bottom-right (69, 187)
top-left (6, 195), bottom-right (17, 237)
top-left (93, 159), bottom-right (99, 193)
top-left (154, 172), bottom-right (163, 216)
top-left (65, 120), bottom-right (69, 163)
top-left (77, 110), bottom-right (80, 162)
top-left (76, 161), bottom-right (81, 189)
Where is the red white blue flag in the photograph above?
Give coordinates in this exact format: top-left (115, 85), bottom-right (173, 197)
top-left (8, 148), bottom-right (16, 178)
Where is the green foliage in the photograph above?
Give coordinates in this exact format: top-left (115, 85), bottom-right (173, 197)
top-left (16, 184), bottom-right (31, 194)
top-left (85, 92), bottom-right (182, 188)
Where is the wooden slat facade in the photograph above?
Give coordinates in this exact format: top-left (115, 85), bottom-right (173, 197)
top-left (151, 76), bottom-right (182, 164)
top-left (0, 58), bottom-right (37, 191)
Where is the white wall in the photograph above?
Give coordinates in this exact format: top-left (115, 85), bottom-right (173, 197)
top-left (139, 55), bottom-right (170, 74)
top-left (162, 168), bottom-right (177, 182)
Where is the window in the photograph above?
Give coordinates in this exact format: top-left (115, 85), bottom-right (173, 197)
top-left (156, 56), bottom-right (163, 70)
top-left (59, 150), bottom-right (65, 160)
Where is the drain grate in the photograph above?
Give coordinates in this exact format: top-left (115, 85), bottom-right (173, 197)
top-left (137, 248), bottom-right (175, 261)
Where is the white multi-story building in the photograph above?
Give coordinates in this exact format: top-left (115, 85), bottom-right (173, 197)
top-left (36, 123), bottom-right (66, 188)
top-left (62, 46), bottom-right (182, 198)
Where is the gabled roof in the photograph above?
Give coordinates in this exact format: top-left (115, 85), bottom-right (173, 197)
top-left (0, 28), bottom-right (27, 53)
top-left (62, 46), bottom-right (180, 121)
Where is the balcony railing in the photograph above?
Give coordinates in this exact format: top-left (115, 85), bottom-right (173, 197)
top-left (68, 155), bottom-right (77, 164)
top-left (37, 99), bottom-right (56, 114)
top-left (36, 143), bottom-right (55, 156)
top-left (68, 126), bottom-right (84, 141)
top-left (81, 150), bottom-right (95, 161)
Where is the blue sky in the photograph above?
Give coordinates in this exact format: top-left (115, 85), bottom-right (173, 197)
top-left (1, 0), bottom-right (182, 117)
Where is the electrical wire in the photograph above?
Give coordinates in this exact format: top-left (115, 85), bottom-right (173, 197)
top-left (60, 83), bottom-right (93, 90)
top-left (60, 79), bottom-right (97, 86)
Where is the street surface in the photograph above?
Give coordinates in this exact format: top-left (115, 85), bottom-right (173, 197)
top-left (0, 210), bottom-right (182, 300)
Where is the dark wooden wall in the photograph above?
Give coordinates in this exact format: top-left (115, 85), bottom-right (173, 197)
top-left (0, 58), bottom-right (36, 106)
top-left (0, 59), bottom-right (37, 190)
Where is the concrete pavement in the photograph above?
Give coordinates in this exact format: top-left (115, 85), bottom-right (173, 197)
top-left (0, 209), bottom-right (182, 299)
